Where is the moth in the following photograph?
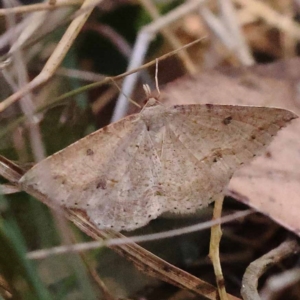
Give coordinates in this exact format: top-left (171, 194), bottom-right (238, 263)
top-left (19, 99), bottom-right (297, 231)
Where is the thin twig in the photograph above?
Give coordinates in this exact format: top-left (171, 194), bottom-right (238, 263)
top-left (209, 195), bottom-right (228, 300)
top-left (26, 209), bottom-right (253, 260)
top-left (241, 238), bottom-right (300, 300)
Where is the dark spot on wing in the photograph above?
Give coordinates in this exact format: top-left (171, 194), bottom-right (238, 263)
top-left (265, 151), bottom-right (272, 158)
top-left (268, 197), bottom-right (275, 203)
top-left (222, 116), bottom-right (232, 125)
top-left (250, 134), bottom-right (256, 140)
top-left (213, 151), bottom-right (223, 162)
top-left (96, 178), bottom-right (107, 189)
top-left (86, 149), bottom-right (94, 156)
top-left (205, 104), bottom-right (213, 110)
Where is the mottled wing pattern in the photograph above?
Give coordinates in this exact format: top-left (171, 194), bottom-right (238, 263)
top-left (161, 104), bottom-right (296, 213)
top-left (20, 113), bottom-right (164, 230)
top-left (19, 101), bottom-right (297, 231)
top-left (86, 127), bottom-right (164, 230)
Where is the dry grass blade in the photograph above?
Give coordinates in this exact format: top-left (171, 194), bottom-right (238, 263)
top-left (0, 155), bottom-right (26, 183)
top-left (139, 0), bottom-right (196, 74)
top-left (233, 0), bottom-right (300, 39)
top-left (0, 0), bottom-right (83, 16)
top-left (0, 0), bottom-right (102, 112)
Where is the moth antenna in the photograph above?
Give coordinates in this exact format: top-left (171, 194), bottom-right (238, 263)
top-left (142, 61), bottom-right (160, 102)
top-left (110, 77), bottom-right (141, 108)
top-left (155, 59), bottom-right (160, 96)
top-left (143, 84), bottom-right (151, 98)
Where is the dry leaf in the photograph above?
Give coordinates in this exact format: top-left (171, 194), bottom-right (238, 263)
top-left (162, 58), bottom-right (300, 235)
top-left (228, 120), bottom-right (300, 235)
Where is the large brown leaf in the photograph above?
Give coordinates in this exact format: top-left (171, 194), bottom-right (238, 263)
top-left (161, 58), bottom-right (300, 235)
